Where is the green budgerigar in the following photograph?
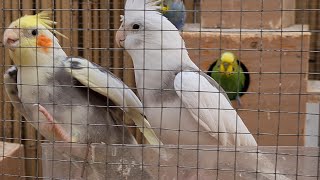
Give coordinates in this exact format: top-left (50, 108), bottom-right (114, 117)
top-left (210, 52), bottom-right (248, 106)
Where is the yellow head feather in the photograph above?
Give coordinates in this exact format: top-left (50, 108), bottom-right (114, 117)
top-left (13, 10), bottom-right (67, 39)
top-left (160, 1), bottom-right (169, 13)
top-left (221, 52), bottom-right (235, 64)
top-left (220, 52), bottom-right (236, 75)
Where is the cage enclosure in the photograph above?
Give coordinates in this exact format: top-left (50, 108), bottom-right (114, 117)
top-left (0, 0), bottom-right (319, 179)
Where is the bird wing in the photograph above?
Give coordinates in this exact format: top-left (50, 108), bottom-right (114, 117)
top-left (199, 71), bottom-right (232, 104)
top-left (173, 71), bottom-right (257, 146)
top-left (62, 57), bottom-right (162, 145)
top-left (4, 66), bottom-right (76, 142)
top-left (4, 66), bottom-right (30, 119)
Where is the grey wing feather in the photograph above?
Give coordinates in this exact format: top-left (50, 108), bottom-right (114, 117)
top-left (4, 66), bottom-right (30, 119)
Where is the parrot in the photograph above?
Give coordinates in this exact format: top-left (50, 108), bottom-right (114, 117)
top-left (4, 66), bottom-right (157, 180)
top-left (117, 0), bottom-right (256, 147)
top-left (3, 10), bottom-right (166, 179)
top-left (210, 52), bottom-right (249, 106)
top-left (159, 0), bottom-right (186, 31)
top-left (116, 1), bottom-right (292, 179)
top-left (3, 11), bottom-right (162, 147)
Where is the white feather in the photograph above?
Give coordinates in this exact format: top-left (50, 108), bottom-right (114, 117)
top-left (174, 71), bottom-right (257, 146)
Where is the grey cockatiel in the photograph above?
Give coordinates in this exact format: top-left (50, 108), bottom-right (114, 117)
top-left (2, 11), bottom-right (161, 146)
top-left (3, 11), bottom-right (163, 179)
top-left (4, 66), bottom-right (157, 180)
top-left (117, 0), bottom-right (257, 147)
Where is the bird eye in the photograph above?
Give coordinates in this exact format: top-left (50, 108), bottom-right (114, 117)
top-left (132, 24), bottom-right (140, 30)
top-left (31, 29), bottom-right (38, 36)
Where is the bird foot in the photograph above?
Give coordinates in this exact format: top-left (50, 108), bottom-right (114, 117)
top-left (33, 104), bottom-right (72, 142)
top-left (37, 104), bottom-right (54, 123)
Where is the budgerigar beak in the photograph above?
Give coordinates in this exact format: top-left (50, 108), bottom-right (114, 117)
top-left (220, 62), bottom-right (233, 76)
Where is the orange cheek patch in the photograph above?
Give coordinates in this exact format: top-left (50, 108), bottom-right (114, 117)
top-left (37, 35), bottom-right (52, 52)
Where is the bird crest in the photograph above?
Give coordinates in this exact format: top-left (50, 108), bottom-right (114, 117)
top-left (13, 10), bottom-right (67, 38)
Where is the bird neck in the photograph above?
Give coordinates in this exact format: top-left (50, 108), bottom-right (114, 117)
top-left (11, 47), bottom-right (66, 67)
top-left (130, 47), bottom-right (196, 92)
top-left (13, 48), bottom-right (67, 85)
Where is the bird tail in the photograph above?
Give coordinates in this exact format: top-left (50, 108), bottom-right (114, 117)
top-left (129, 111), bottom-right (163, 146)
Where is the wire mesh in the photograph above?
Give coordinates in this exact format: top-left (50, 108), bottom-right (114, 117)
top-left (0, 0), bottom-right (319, 179)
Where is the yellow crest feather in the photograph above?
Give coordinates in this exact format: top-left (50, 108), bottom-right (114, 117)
top-left (14, 10), bottom-right (67, 39)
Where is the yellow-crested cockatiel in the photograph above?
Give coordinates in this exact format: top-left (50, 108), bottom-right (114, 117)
top-left (3, 11), bottom-right (161, 147)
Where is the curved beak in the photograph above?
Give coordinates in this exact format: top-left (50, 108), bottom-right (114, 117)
top-left (115, 24), bottom-right (125, 48)
top-left (3, 28), bottom-right (20, 51)
top-left (220, 62), bottom-right (233, 76)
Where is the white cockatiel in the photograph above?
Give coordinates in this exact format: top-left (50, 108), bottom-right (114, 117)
top-left (116, 0), bottom-right (256, 146)
top-left (116, 1), bottom-right (293, 180)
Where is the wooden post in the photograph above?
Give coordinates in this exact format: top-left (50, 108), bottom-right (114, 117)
top-left (100, 0), bottom-right (111, 68)
top-left (60, 0), bottom-right (72, 55)
top-left (0, 0), bottom-right (13, 144)
top-left (0, 0), bottom-right (7, 142)
top-left (184, 0), bottom-right (195, 23)
top-left (70, 1), bottom-right (80, 57)
top-left (92, 0), bottom-right (100, 64)
top-left (83, 0), bottom-right (93, 60)
top-left (10, 0), bottom-right (21, 146)
top-left (20, 1), bottom-right (40, 178)
top-left (111, 0), bottom-right (124, 77)
top-left (307, 0), bottom-right (320, 80)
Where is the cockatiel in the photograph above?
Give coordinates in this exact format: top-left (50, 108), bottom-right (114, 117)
top-left (160, 0), bottom-right (186, 31)
top-left (116, 2), bottom-right (292, 179)
top-left (3, 11), bottom-right (161, 147)
top-left (210, 52), bottom-right (249, 106)
top-left (117, 0), bottom-right (257, 147)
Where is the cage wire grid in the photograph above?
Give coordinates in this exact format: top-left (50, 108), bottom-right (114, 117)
top-left (0, 0), bottom-right (319, 179)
